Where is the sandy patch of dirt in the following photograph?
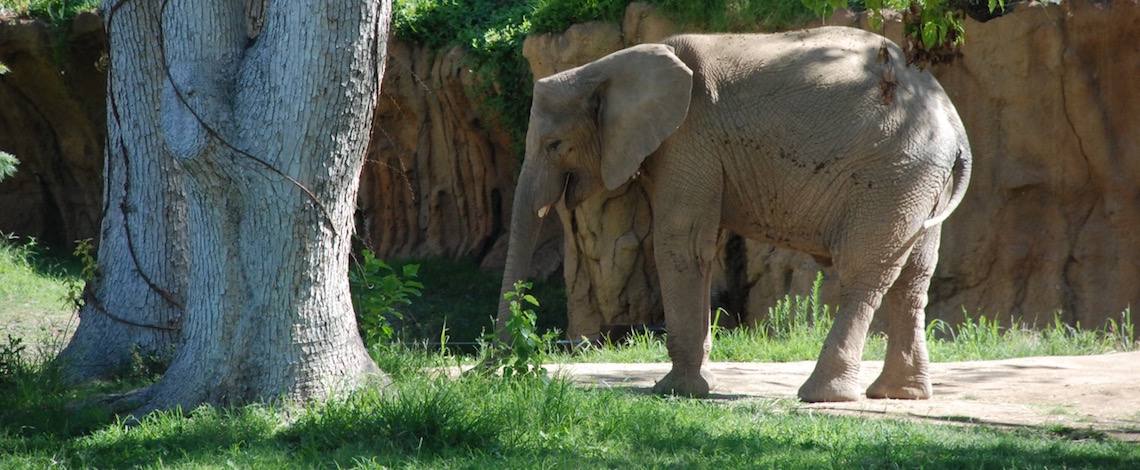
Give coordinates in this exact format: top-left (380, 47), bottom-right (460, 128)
top-left (553, 352), bottom-right (1140, 441)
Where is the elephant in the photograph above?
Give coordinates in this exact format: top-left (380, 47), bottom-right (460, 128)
top-left (496, 26), bottom-right (971, 402)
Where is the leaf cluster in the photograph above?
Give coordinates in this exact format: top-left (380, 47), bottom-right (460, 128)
top-left (349, 250), bottom-right (424, 349)
top-left (0, 151), bottom-right (17, 182)
top-left (0, 0), bottom-right (99, 23)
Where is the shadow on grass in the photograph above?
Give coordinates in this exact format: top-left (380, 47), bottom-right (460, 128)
top-left (6, 373), bottom-right (1138, 468)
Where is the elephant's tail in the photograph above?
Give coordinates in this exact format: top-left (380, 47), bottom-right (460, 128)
top-left (922, 146), bottom-right (971, 229)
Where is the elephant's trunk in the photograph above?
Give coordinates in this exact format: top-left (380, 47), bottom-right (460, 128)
top-left (496, 160), bottom-right (564, 343)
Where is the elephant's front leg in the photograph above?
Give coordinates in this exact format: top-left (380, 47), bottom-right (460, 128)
top-left (650, 220), bottom-right (721, 398)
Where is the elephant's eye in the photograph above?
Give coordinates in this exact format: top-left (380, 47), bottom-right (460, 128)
top-left (545, 139), bottom-right (562, 154)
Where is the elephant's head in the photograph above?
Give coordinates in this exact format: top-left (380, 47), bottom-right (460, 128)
top-left (495, 43), bottom-right (694, 341)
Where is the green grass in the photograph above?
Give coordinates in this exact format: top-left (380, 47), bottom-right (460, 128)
top-left (370, 258), bottom-right (1136, 365)
top-left (3, 352), bottom-right (1138, 468)
top-left (563, 311), bottom-right (1138, 365)
top-left (4, 238), bottom-right (1140, 467)
top-left (924, 309), bottom-right (1138, 362)
top-left (557, 274), bottom-right (1136, 365)
top-left (0, 236), bottom-right (79, 349)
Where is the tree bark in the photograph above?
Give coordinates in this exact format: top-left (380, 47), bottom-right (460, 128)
top-left (60, 0), bottom-right (392, 413)
top-left (55, 1), bottom-right (186, 383)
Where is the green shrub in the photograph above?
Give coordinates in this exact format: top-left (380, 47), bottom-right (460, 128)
top-left (349, 250), bottom-right (424, 349)
top-left (649, 0), bottom-right (815, 31)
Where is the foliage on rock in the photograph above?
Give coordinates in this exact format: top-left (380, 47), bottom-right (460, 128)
top-left (390, 0), bottom-right (1007, 158)
top-left (0, 0), bottom-right (99, 22)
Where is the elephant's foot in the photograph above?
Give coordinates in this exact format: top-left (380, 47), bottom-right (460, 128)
top-left (652, 367), bottom-right (717, 398)
top-left (866, 374), bottom-right (932, 400)
top-left (798, 372), bottom-right (862, 403)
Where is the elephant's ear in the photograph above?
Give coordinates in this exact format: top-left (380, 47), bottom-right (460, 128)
top-left (591, 44), bottom-right (693, 190)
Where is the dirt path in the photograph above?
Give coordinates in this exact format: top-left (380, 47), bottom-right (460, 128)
top-left (553, 352), bottom-right (1140, 441)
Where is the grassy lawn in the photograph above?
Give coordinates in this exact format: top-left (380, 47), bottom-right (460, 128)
top-left (2, 238), bottom-right (1139, 468)
top-left (0, 237), bottom-right (79, 353)
top-left (3, 357), bottom-right (1138, 468)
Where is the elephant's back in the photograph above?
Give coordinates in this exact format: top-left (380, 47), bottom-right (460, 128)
top-left (662, 28), bottom-right (959, 166)
top-left (661, 28), bottom-right (906, 99)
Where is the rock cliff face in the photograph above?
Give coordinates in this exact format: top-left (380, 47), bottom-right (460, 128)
top-left (925, 0), bottom-right (1140, 329)
top-left (360, 40), bottom-right (563, 278)
top-left (0, 13), bottom-right (105, 248)
top-left (360, 42), bottom-right (513, 261)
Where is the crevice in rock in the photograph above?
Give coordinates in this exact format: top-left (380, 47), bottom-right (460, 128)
top-left (1061, 202), bottom-right (1096, 326)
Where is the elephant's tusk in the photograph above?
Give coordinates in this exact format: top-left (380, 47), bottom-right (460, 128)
top-left (538, 204), bottom-right (552, 219)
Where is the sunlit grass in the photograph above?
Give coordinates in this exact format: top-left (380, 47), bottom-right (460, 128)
top-left (3, 351), bottom-right (1138, 468)
top-left (557, 274), bottom-right (1136, 364)
top-left (2, 246), bottom-right (1139, 467)
top-left (0, 235), bottom-right (79, 348)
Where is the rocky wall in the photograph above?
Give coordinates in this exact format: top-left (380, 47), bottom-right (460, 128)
top-left (0, 13), bottom-right (105, 248)
top-left (360, 40), bottom-right (563, 278)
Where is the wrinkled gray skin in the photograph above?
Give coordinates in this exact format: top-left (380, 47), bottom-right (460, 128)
top-left (497, 27), bottom-right (971, 402)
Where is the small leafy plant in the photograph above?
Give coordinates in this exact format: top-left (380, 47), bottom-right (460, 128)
top-left (0, 151), bottom-right (17, 182)
top-left (350, 250), bottom-right (423, 349)
top-left (63, 238), bottom-right (95, 311)
top-left (494, 281), bottom-right (560, 379)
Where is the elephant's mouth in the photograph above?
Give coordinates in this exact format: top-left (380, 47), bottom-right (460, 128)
top-left (561, 172), bottom-right (586, 211)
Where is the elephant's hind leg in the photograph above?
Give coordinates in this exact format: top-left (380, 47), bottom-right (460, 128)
top-left (866, 229), bottom-right (940, 400)
top-left (799, 251), bottom-right (906, 402)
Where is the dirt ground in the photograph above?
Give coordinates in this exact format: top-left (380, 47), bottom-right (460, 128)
top-left (553, 352), bottom-right (1140, 441)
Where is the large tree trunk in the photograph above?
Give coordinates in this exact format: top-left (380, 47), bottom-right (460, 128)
top-left (60, 0), bottom-right (392, 413)
top-left (55, 2), bottom-right (186, 383)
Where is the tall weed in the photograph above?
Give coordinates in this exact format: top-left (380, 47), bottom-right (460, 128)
top-left (486, 281), bottom-right (560, 378)
top-left (350, 250), bottom-right (423, 349)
